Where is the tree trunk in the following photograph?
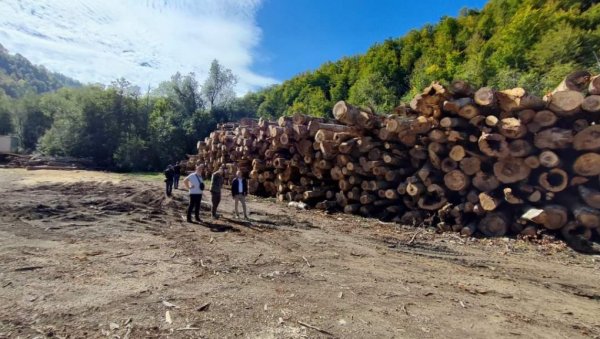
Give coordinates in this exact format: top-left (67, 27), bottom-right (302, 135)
top-left (521, 205), bottom-right (568, 230)
top-left (552, 70), bottom-right (591, 94)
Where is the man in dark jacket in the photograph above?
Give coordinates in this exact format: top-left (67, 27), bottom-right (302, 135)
top-left (173, 162), bottom-right (182, 189)
top-left (210, 165), bottom-right (226, 218)
top-left (164, 165), bottom-right (175, 197)
top-left (231, 170), bottom-right (249, 219)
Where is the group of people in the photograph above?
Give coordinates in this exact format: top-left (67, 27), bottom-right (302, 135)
top-left (165, 163), bottom-right (249, 223)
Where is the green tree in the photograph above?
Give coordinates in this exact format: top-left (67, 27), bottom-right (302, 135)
top-left (202, 59), bottom-right (237, 111)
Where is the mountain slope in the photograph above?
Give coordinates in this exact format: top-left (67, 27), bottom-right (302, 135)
top-left (0, 43), bottom-right (80, 98)
top-left (255, 0), bottom-right (600, 117)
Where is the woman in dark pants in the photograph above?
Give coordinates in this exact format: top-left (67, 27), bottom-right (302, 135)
top-left (182, 165), bottom-right (205, 223)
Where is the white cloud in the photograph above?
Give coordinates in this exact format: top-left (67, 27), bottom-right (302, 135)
top-left (0, 0), bottom-right (276, 94)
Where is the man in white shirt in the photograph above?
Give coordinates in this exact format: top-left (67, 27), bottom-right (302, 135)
top-left (183, 164), bottom-right (205, 223)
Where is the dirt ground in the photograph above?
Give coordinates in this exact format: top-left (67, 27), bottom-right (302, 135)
top-left (0, 168), bottom-right (599, 339)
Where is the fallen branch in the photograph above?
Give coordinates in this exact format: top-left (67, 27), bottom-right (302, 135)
top-left (297, 320), bottom-right (335, 337)
top-left (302, 256), bottom-right (312, 267)
top-left (407, 229), bottom-right (424, 246)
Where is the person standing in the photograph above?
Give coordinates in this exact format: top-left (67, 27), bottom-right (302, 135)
top-left (164, 165), bottom-right (175, 197)
top-left (183, 165), bottom-right (205, 223)
top-left (173, 162), bottom-right (182, 189)
top-left (231, 170), bottom-right (249, 219)
top-left (210, 165), bottom-right (226, 219)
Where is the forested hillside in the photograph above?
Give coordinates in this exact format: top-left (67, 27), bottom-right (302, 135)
top-left (0, 44), bottom-right (80, 98)
top-left (254, 0), bottom-right (600, 117)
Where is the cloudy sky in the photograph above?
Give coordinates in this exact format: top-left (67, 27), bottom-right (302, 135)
top-left (0, 0), bottom-right (487, 94)
top-left (0, 0), bottom-right (276, 93)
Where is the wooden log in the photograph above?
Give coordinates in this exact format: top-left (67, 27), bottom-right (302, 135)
top-left (533, 110), bottom-right (558, 128)
top-left (524, 155), bottom-right (541, 169)
top-left (344, 204), bottom-right (361, 214)
top-left (449, 80), bottom-right (473, 97)
top-left (517, 109), bottom-right (536, 124)
top-left (497, 88), bottom-right (544, 112)
top-left (573, 153), bottom-right (600, 176)
top-left (508, 139), bottom-right (533, 158)
top-left (561, 222), bottom-right (592, 241)
top-left (534, 128), bottom-right (573, 149)
top-left (493, 158), bottom-right (531, 184)
top-left (589, 75), bottom-right (600, 95)
top-left (474, 87), bottom-right (496, 107)
top-left (472, 171), bottom-right (500, 192)
top-left (573, 204), bottom-right (600, 228)
top-left (304, 190), bottom-right (325, 199)
top-left (478, 212), bottom-right (509, 237)
top-left (485, 115), bottom-right (499, 127)
top-left (552, 70), bottom-right (591, 94)
top-left (538, 168), bottom-right (568, 192)
top-left (460, 222), bottom-right (477, 237)
top-left (479, 192), bottom-right (501, 211)
top-left (314, 129), bottom-right (335, 143)
top-left (332, 101), bottom-right (379, 128)
top-left (521, 205), bottom-right (568, 230)
top-left (448, 145), bottom-right (466, 162)
top-left (578, 185), bottom-right (600, 209)
top-left (443, 97), bottom-right (473, 114)
top-left (440, 117), bottom-right (468, 129)
top-left (498, 118), bottom-right (527, 139)
top-left (573, 125), bottom-right (600, 151)
top-left (546, 90), bottom-right (584, 116)
top-left (410, 82), bottom-right (448, 119)
top-left (503, 187), bottom-right (523, 204)
top-left (444, 170), bottom-right (470, 191)
top-left (581, 95), bottom-right (600, 113)
top-left (440, 158), bottom-right (458, 173)
top-left (478, 133), bottom-right (509, 158)
top-left (417, 184), bottom-right (448, 210)
top-left (538, 150), bottom-right (560, 168)
top-left (459, 157), bottom-right (481, 176)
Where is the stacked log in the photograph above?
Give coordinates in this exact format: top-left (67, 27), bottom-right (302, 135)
top-left (192, 71), bottom-right (600, 244)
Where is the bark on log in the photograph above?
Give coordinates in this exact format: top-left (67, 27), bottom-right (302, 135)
top-left (573, 204), bottom-right (600, 229)
top-left (589, 75), bottom-right (600, 95)
top-left (552, 70), bottom-right (592, 94)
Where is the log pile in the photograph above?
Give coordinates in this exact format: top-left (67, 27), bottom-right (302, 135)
top-left (192, 71), bottom-right (600, 244)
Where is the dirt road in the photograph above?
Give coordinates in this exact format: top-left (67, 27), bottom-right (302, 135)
top-left (0, 169), bottom-right (599, 338)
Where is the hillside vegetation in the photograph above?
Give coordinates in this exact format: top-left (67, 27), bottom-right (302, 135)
top-left (0, 43), bottom-right (80, 98)
top-left (254, 0), bottom-right (600, 117)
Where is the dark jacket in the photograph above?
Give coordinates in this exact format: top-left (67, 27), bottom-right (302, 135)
top-left (164, 167), bottom-right (175, 181)
top-left (173, 164), bottom-right (181, 175)
top-left (231, 177), bottom-right (248, 196)
top-left (210, 171), bottom-right (224, 193)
